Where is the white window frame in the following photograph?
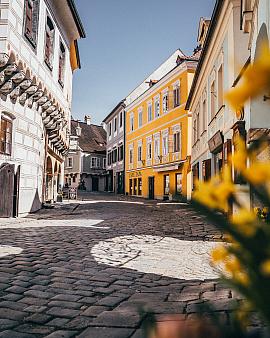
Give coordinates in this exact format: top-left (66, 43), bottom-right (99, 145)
top-left (119, 110), bottom-right (123, 129)
top-left (173, 81), bottom-right (180, 108)
top-left (154, 95), bottom-right (160, 118)
top-left (162, 91), bottom-right (169, 114)
top-left (103, 158), bottom-right (106, 169)
top-left (138, 108), bottom-right (143, 128)
top-left (154, 133), bottom-right (160, 159)
top-left (129, 144), bottom-right (134, 164)
top-left (137, 141), bottom-right (142, 162)
top-left (146, 136), bottom-right (152, 160)
top-left (162, 129), bottom-right (169, 156)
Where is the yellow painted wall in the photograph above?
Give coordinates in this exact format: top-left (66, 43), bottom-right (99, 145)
top-left (125, 65), bottom-right (195, 200)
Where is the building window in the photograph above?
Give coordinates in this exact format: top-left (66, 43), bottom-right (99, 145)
top-left (97, 158), bottom-right (101, 168)
top-left (138, 144), bottom-right (142, 162)
top-left (164, 175), bottom-right (170, 195)
top-left (44, 15), bottom-right (55, 70)
top-left (67, 157), bottom-right (73, 168)
top-left (147, 140), bottom-right (152, 160)
top-left (112, 148), bottom-right (117, 163)
top-left (0, 117), bottom-right (12, 156)
top-left (129, 147), bottom-right (133, 164)
top-left (23, 0), bottom-right (40, 49)
top-left (91, 157), bottom-right (97, 168)
top-left (108, 151), bottom-right (112, 165)
top-left (118, 144), bottom-right (124, 161)
top-left (173, 132), bottom-right (180, 153)
top-left (154, 136), bottom-right (160, 159)
top-left (154, 98), bottom-right (160, 118)
top-left (58, 40), bottom-right (65, 87)
top-left (176, 173), bottom-right (182, 194)
top-left (114, 117), bottom-right (117, 132)
top-left (202, 98), bottom-right (207, 132)
top-left (163, 93), bottom-right (169, 113)
top-left (72, 175), bottom-right (76, 183)
top-left (109, 122), bottom-right (112, 137)
top-left (130, 114), bottom-right (134, 132)
top-left (173, 85), bottom-right (180, 107)
top-left (162, 134), bottom-right (169, 156)
top-left (138, 178), bottom-right (142, 196)
top-left (218, 65), bottom-right (224, 108)
top-left (211, 80), bottom-right (216, 119)
top-left (119, 111), bottom-right (123, 128)
top-left (138, 109), bottom-right (143, 128)
top-left (148, 103), bottom-right (152, 122)
top-left (103, 158), bottom-right (106, 169)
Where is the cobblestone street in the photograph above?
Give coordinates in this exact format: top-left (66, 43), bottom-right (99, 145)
top-left (0, 194), bottom-right (239, 338)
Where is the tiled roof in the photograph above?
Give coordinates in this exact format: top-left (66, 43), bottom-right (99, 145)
top-left (71, 120), bottom-right (106, 154)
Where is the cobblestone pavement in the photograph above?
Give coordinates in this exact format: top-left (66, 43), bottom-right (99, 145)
top-left (0, 194), bottom-right (241, 338)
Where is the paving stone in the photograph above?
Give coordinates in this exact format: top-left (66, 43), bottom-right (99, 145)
top-left (92, 311), bottom-right (142, 328)
top-left (97, 295), bottom-right (128, 307)
top-left (77, 327), bottom-right (134, 338)
top-left (23, 305), bottom-right (47, 313)
top-left (46, 307), bottom-right (81, 318)
top-left (168, 292), bottom-right (199, 302)
top-left (16, 323), bottom-right (54, 335)
top-left (25, 313), bottom-right (52, 324)
top-left (0, 308), bottom-right (28, 321)
top-left (24, 290), bottom-right (54, 299)
top-left (19, 297), bottom-right (49, 306)
top-left (79, 297), bottom-right (96, 305)
top-left (81, 305), bottom-right (109, 317)
top-left (0, 319), bottom-right (19, 330)
top-left (48, 300), bottom-right (82, 309)
top-left (64, 316), bottom-right (93, 329)
top-left (0, 330), bottom-right (36, 338)
top-left (0, 301), bottom-right (27, 311)
top-left (51, 294), bottom-right (82, 302)
top-left (44, 331), bottom-right (77, 338)
top-left (46, 318), bottom-right (70, 328)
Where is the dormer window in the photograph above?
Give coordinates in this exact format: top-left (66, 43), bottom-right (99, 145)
top-left (23, 0), bottom-right (40, 49)
top-left (58, 41), bottom-right (66, 87)
top-left (44, 15), bottom-right (55, 70)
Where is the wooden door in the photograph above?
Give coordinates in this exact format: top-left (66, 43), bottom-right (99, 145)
top-left (148, 176), bottom-right (155, 200)
top-left (0, 163), bottom-right (15, 218)
top-left (92, 176), bottom-right (99, 192)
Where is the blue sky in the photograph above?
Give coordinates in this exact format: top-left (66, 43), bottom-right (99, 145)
top-left (72, 0), bottom-right (216, 125)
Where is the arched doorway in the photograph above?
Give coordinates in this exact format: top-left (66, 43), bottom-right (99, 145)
top-left (46, 156), bottom-right (53, 202)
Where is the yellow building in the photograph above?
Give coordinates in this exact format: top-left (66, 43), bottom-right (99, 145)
top-left (125, 50), bottom-right (199, 200)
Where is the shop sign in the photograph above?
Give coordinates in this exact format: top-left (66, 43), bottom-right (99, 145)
top-left (129, 171), bottom-right (142, 178)
top-left (208, 131), bottom-right (224, 153)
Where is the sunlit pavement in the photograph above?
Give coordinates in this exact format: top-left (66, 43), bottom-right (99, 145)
top-left (0, 194), bottom-right (241, 338)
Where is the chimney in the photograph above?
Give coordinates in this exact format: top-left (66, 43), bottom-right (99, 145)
top-left (84, 115), bottom-right (91, 125)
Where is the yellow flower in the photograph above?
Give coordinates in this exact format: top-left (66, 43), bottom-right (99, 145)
top-left (225, 44), bottom-right (270, 110)
top-left (230, 208), bottom-right (257, 237)
top-left (261, 259), bottom-right (270, 276)
top-left (211, 245), bottom-right (229, 264)
top-left (234, 271), bottom-right (250, 286)
top-left (230, 137), bottom-right (247, 172)
top-left (224, 256), bottom-right (242, 274)
top-left (194, 174), bottom-right (235, 212)
top-left (243, 162), bottom-right (270, 185)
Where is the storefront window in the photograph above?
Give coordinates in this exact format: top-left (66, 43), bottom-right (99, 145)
top-left (129, 179), bottom-right (133, 195)
top-left (176, 173), bottom-right (182, 194)
top-left (133, 178), bottom-right (137, 195)
top-left (164, 175), bottom-right (170, 195)
top-left (138, 178), bottom-right (142, 196)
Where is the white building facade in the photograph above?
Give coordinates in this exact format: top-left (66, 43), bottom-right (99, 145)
top-left (186, 0), bottom-right (250, 206)
top-left (0, 0), bottom-right (85, 217)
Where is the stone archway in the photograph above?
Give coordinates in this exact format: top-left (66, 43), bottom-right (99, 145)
top-left (46, 156), bottom-right (53, 202)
